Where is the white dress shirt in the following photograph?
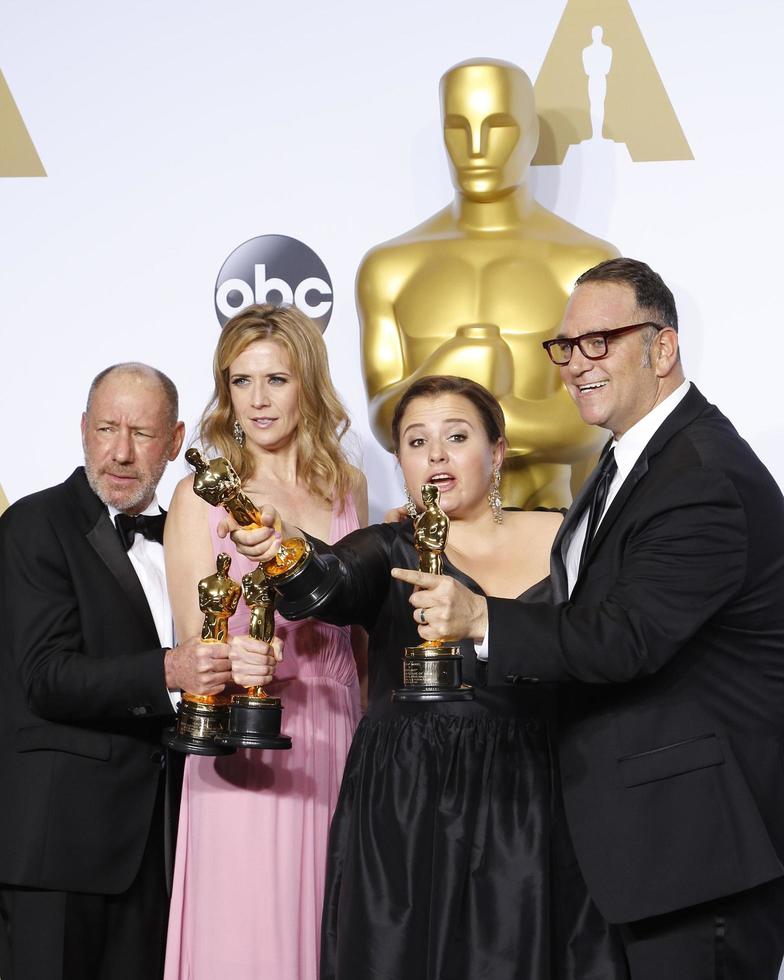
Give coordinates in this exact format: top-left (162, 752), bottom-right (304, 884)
top-left (108, 498), bottom-right (179, 709)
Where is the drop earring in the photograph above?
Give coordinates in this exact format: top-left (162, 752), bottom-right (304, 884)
top-left (404, 486), bottom-right (418, 520)
top-left (488, 467), bottom-right (503, 524)
top-left (232, 420), bottom-right (245, 447)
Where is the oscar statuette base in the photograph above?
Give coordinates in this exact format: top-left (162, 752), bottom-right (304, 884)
top-left (163, 697), bottom-right (236, 756)
top-left (270, 547), bottom-right (344, 620)
top-left (391, 643), bottom-right (475, 702)
top-left (215, 695), bottom-right (293, 750)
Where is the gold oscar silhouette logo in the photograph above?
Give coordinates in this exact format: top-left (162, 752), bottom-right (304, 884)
top-left (533, 0), bottom-right (692, 164)
top-left (1, 68), bottom-right (46, 177)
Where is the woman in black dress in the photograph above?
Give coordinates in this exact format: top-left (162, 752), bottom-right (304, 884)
top-left (229, 376), bottom-right (627, 980)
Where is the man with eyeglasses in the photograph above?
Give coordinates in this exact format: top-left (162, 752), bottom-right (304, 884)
top-left (393, 257), bottom-right (784, 978)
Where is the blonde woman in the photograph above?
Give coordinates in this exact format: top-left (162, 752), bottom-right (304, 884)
top-left (163, 304), bottom-right (366, 980)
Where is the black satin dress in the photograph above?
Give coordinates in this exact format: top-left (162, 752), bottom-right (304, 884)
top-left (307, 522), bottom-right (627, 980)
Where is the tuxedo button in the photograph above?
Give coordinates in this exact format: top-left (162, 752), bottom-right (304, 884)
top-left (150, 750), bottom-right (165, 768)
top-left (128, 704), bottom-right (153, 717)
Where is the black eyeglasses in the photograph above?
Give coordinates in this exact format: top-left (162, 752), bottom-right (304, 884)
top-left (542, 322), bottom-right (664, 365)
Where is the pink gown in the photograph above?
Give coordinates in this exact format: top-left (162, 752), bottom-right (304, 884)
top-left (164, 498), bottom-right (362, 980)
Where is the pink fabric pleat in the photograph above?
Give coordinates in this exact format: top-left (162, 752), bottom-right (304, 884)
top-left (164, 498), bottom-right (361, 980)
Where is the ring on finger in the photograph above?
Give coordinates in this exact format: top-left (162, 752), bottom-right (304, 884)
top-left (418, 607), bottom-right (427, 625)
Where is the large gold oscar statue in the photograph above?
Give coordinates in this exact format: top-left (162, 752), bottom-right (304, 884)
top-left (357, 59), bottom-right (619, 507)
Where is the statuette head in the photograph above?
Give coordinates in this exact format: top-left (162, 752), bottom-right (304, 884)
top-left (440, 59), bottom-right (539, 201)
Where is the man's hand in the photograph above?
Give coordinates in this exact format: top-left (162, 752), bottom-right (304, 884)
top-left (216, 506), bottom-right (286, 563)
top-left (164, 635), bottom-right (232, 695)
top-left (228, 634), bottom-right (284, 689)
top-left (390, 568), bottom-right (488, 644)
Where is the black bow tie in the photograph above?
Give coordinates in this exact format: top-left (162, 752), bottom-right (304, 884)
top-left (114, 511), bottom-right (165, 550)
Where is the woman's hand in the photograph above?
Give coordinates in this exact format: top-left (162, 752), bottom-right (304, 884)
top-left (390, 567), bottom-right (488, 644)
top-left (383, 504), bottom-right (411, 524)
top-left (228, 634), bottom-right (284, 688)
top-left (217, 505), bottom-right (283, 563)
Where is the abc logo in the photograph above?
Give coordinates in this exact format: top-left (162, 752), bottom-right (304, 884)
top-left (214, 235), bottom-right (333, 330)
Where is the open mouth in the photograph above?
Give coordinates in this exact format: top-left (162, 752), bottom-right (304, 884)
top-left (427, 472), bottom-right (456, 492)
top-left (577, 381), bottom-right (608, 394)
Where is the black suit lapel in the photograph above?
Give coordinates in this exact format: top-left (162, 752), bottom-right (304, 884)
top-left (575, 384), bottom-right (710, 576)
top-left (67, 469), bottom-right (161, 638)
top-left (580, 452), bottom-right (649, 570)
top-left (639, 383), bottom-right (708, 458)
top-left (550, 438), bottom-right (613, 601)
top-left (87, 513), bottom-right (160, 634)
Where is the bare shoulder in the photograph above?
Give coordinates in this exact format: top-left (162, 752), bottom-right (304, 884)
top-left (348, 464), bottom-right (367, 489)
top-left (348, 466), bottom-right (369, 527)
top-left (503, 509), bottom-right (563, 547)
top-left (171, 472), bottom-right (194, 497)
top-left (169, 473), bottom-right (199, 514)
top-left (166, 473), bottom-right (212, 531)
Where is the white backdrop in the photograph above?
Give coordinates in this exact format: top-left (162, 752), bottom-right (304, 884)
top-left (2, 2), bottom-right (784, 971)
top-left (1, 0), bottom-right (783, 526)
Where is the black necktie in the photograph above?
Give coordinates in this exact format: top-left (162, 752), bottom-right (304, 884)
top-left (114, 511), bottom-right (165, 550)
top-left (578, 448), bottom-right (617, 573)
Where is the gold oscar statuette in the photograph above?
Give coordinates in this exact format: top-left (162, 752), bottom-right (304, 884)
top-left (164, 553), bottom-right (242, 756)
top-left (215, 566), bottom-right (292, 750)
top-left (185, 447), bottom-right (344, 623)
top-left (357, 59), bottom-right (619, 509)
top-left (393, 483), bottom-right (474, 702)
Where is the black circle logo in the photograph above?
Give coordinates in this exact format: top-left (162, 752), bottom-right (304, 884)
top-left (214, 235), bottom-right (333, 331)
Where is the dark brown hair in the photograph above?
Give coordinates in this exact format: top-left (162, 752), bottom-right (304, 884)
top-left (391, 375), bottom-right (506, 453)
top-left (575, 257), bottom-right (678, 332)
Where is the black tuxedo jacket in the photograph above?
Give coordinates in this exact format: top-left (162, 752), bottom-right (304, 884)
top-left (486, 386), bottom-right (784, 923)
top-left (0, 468), bottom-right (176, 894)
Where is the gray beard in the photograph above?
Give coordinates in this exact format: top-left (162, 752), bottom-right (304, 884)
top-left (83, 456), bottom-right (166, 515)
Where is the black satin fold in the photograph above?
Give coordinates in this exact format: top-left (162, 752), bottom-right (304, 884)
top-left (318, 525), bottom-right (628, 980)
top-left (323, 707), bottom-right (551, 980)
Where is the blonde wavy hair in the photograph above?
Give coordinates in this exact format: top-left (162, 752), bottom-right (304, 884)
top-left (198, 304), bottom-right (355, 503)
